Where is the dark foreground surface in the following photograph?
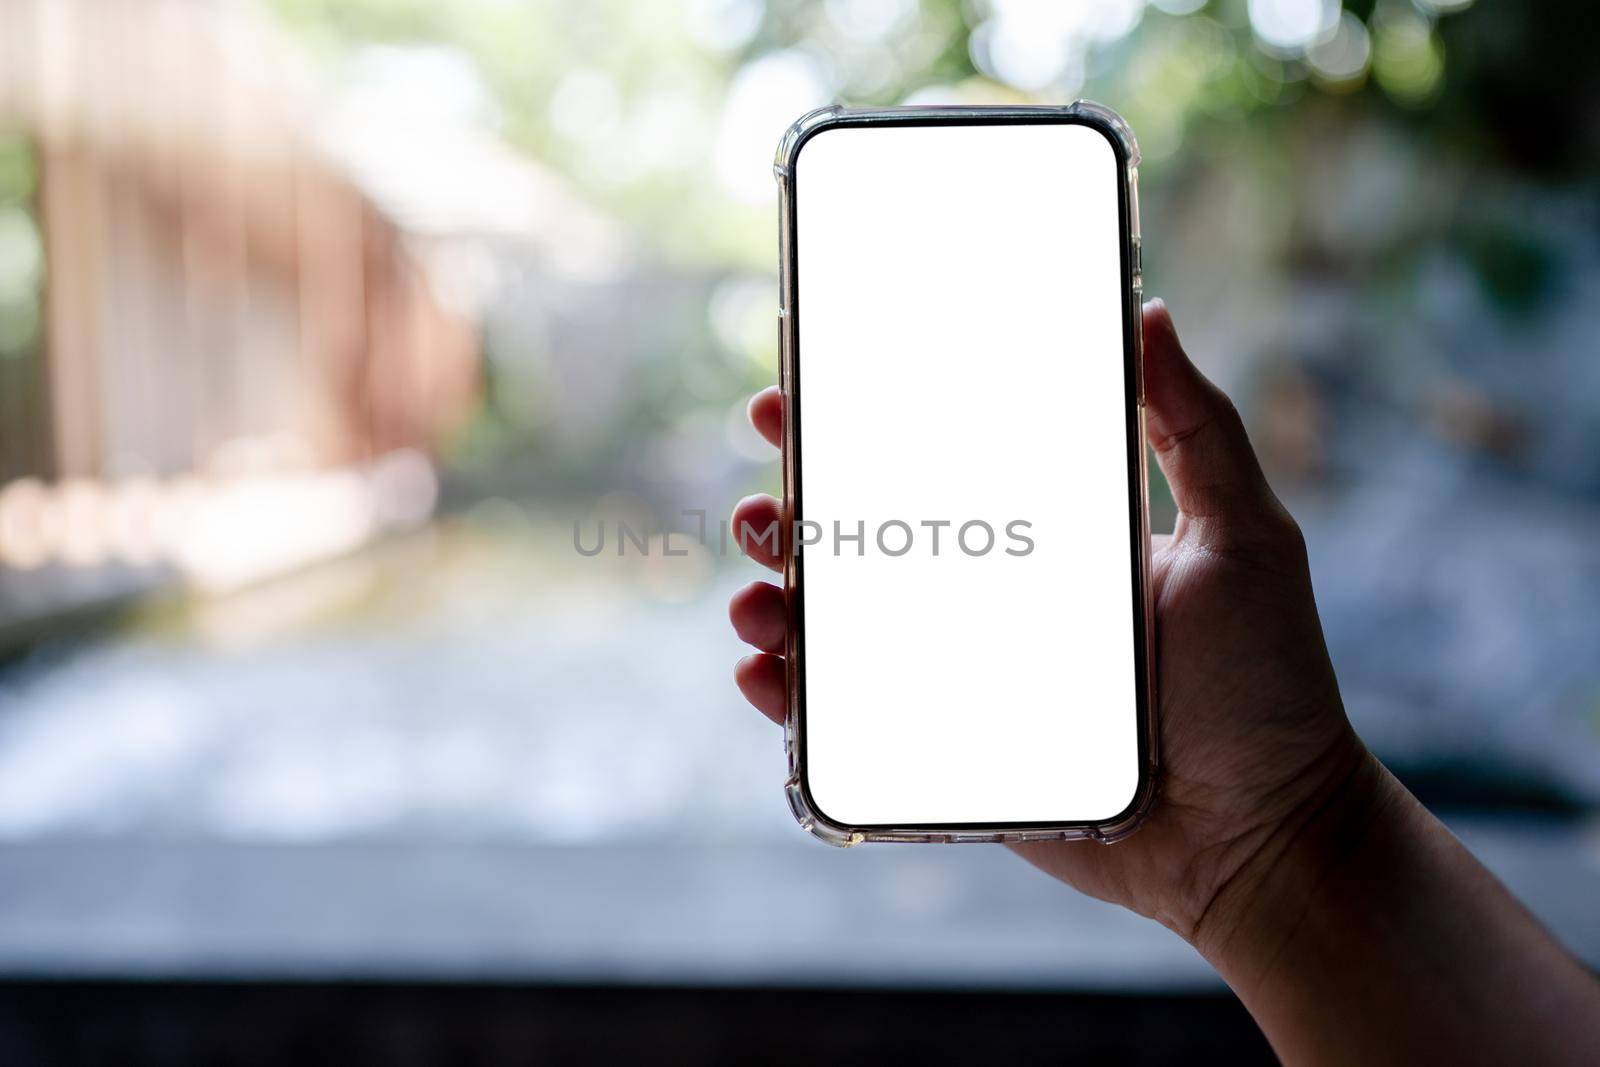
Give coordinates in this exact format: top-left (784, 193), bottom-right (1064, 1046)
top-left (0, 981), bottom-right (1275, 1066)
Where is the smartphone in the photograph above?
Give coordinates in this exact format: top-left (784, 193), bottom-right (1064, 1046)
top-left (774, 102), bottom-right (1156, 845)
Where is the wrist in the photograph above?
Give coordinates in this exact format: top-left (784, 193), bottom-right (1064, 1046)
top-left (1178, 736), bottom-right (1600, 1066)
top-left (1187, 737), bottom-right (1407, 985)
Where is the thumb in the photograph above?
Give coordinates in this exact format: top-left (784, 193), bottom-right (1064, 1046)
top-left (1142, 300), bottom-right (1281, 535)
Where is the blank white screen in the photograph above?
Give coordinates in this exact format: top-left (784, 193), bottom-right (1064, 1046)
top-left (795, 121), bottom-right (1140, 827)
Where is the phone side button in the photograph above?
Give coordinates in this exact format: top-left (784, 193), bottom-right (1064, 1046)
top-left (777, 308), bottom-right (787, 389)
top-left (1132, 288), bottom-right (1145, 405)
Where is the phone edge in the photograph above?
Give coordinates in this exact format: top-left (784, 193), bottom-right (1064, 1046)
top-left (773, 101), bottom-right (1159, 847)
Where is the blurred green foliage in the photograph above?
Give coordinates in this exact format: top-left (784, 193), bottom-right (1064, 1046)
top-left (267, 0), bottom-right (1595, 271)
top-left (261, 0), bottom-right (1597, 493)
top-left (0, 132), bottom-right (42, 358)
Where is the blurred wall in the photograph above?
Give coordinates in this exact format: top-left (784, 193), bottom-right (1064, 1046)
top-left (0, 0), bottom-right (478, 484)
top-left (0, 0), bottom-right (480, 588)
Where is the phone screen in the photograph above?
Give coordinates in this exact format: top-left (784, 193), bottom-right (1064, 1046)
top-left (791, 119), bottom-right (1145, 829)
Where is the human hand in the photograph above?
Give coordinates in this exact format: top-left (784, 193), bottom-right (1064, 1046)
top-left (730, 300), bottom-right (1600, 1065)
top-left (727, 299), bottom-right (1371, 946)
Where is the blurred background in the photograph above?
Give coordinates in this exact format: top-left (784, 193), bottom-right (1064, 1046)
top-left (0, 0), bottom-right (1596, 1061)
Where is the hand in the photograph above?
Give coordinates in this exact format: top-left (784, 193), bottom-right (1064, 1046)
top-left (727, 299), bottom-right (1367, 943)
top-left (728, 299), bottom-right (1600, 1065)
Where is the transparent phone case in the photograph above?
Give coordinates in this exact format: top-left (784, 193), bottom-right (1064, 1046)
top-left (774, 100), bottom-right (1157, 847)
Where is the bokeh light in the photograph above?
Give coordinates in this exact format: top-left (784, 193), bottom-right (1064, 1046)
top-left (1247, 0), bottom-right (1339, 56)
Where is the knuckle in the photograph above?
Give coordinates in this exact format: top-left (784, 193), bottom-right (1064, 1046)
top-left (1211, 388), bottom-right (1243, 426)
top-left (1264, 500), bottom-right (1308, 558)
top-left (1201, 499), bottom-right (1309, 578)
